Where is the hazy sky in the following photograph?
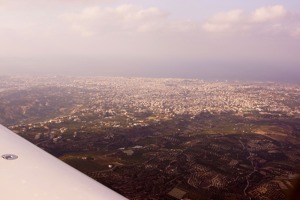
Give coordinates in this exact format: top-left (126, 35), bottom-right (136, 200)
top-left (0, 0), bottom-right (300, 82)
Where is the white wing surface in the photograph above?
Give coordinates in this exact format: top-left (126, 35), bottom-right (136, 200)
top-left (0, 125), bottom-right (127, 200)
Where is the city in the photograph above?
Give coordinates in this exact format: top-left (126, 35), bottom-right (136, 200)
top-left (1, 76), bottom-right (300, 199)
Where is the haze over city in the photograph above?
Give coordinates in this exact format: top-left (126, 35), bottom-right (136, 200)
top-left (1, 0), bottom-right (300, 82)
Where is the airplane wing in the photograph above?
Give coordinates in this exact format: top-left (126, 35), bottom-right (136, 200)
top-left (0, 125), bottom-right (127, 200)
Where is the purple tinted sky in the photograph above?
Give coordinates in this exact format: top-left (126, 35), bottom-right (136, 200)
top-left (0, 0), bottom-right (299, 82)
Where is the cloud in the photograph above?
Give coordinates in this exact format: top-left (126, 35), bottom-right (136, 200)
top-left (251, 5), bottom-right (287, 22)
top-left (202, 9), bottom-right (244, 32)
top-left (63, 4), bottom-right (199, 37)
top-left (202, 4), bottom-right (298, 37)
top-left (210, 9), bottom-right (244, 23)
top-left (63, 4), bottom-right (299, 39)
top-left (63, 4), bottom-right (170, 36)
